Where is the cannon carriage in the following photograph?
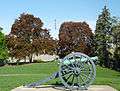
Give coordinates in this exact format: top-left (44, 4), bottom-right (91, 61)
top-left (25, 52), bottom-right (97, 90)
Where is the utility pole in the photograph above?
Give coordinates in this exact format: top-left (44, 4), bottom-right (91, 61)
top-left (54, 19), bottom-right (56, 31)
top-left (104, 0), bottom-right (108, 7)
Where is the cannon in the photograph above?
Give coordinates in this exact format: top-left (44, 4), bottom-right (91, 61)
top-left (25, 52), bottom-right (98, 90)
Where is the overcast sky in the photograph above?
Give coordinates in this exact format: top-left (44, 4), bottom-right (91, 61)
top-left (0, 0), bottom-right (120, 39)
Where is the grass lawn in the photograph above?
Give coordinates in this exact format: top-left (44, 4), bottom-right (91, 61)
top-left (0, 61), bottom-right (120, 91)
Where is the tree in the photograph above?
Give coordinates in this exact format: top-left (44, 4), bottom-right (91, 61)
top-left (6, 35), bottom-right (28, 60)
top-left (94, 6), bottom-right (112, 67)
top-left (111, 17), bottom-right (120, 70)
top-left (58, 21), bottom-right (94, 58)
top-left (0, 27), bottom-right (8, 65)
top-left (6, 13), bottom-right (56, 63)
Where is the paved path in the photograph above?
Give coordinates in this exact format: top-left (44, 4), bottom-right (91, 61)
top-left (12, 85), bottom-right (117, 91)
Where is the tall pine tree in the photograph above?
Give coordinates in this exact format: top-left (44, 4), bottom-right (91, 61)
top-left (94, 6), bottom-right (112, 67)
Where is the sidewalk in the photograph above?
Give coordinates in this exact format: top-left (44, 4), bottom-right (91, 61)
top-left (12, 85), bottom-right (117, 91)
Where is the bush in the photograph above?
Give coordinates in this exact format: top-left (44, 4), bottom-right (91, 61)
top-left (0, 59), bottom-right (5, 66)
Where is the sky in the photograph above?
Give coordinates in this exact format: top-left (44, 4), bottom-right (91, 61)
top-left (0, 0), bottom-right (120, 39)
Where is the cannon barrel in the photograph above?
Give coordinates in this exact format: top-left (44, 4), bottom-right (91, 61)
top-left (62, 56), bottom-right (98, 65)
top-left (90, 56), bottom-right (98, 61)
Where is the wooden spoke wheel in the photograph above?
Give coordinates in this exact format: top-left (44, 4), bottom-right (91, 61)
top-left (59, 52), bottom-right (96, 90)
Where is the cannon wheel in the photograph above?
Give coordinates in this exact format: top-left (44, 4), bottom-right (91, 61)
top-left (59, 52), bottom-right (96, 90)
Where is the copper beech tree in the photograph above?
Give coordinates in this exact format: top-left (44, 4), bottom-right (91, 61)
top-left (58, 22), bottom-right (94, 58)
top-left (6, 13), bottom-right (57, 63)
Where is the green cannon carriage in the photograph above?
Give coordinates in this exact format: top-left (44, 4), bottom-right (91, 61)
top-left (25, 52), bottom-right (98, 90)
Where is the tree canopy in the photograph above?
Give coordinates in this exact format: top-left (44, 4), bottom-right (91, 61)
top-left (58, 21), bottom-right (94, 58)
top-left (110, 17), bottom-right (120, 70)
top-left (0, 28), bottom-right (8, 61)
top-left (6, 13), bottom-right (57, 62)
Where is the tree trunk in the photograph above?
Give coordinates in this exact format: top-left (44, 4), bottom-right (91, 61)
top-left (103, 45), bottom-right (110, 68)
top-left (29, 54), bottom-right (33, 63)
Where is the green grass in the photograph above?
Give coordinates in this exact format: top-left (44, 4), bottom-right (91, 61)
top-left (95, 66), bottom-right (120, 91)
top-left (0, 61), bottom-right (120, 91)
